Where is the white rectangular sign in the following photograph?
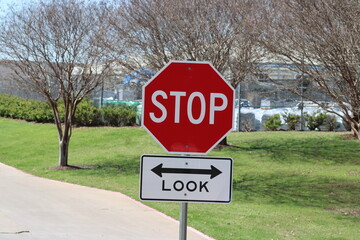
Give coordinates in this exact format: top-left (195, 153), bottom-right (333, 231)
top-left (140, 155), bottom-right (232, 203)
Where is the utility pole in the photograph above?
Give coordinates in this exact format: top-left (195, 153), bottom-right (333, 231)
top-left (237, 83), bottom-right (242, 132)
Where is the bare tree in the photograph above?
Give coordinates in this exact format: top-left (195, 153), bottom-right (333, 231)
top-left (109, 0), bottom-right (264, 86)
top-left (261, 0), bottom-right (360, 139)
top-left (0, 0), bottom-right (113, 166)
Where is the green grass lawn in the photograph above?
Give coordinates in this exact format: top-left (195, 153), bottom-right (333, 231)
top-left (0, 117), bottom-right (359, 240)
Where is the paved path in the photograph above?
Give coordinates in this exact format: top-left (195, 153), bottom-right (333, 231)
top-left (0, 163), bottom-right (214, 240)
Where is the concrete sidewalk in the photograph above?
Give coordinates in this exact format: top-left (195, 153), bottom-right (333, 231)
top-left (0, 163), bottom-right (214, 240)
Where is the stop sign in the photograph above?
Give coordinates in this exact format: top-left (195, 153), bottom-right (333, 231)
top-left (142, 61), bottom-right (234, 154)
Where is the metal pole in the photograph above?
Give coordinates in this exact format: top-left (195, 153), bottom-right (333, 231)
top-left (100, 80), bottom-right (104, 108)
top-left (180, 59), bottom-right (192, 240)
top-left (237, 83), bottom-right (241, 132)
top-left (300, 77), bottom-right (305, 131)
top-left (179, 202), bottom-right (188, 240)
top-left (300, 49), bottom-right (305, 131)
top-left (300, 94), bottom-right (304, 131)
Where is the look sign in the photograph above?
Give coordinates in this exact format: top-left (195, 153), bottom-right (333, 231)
top-left (142, 61), bottom-right (234, 154)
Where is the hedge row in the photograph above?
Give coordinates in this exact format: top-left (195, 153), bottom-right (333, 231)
top-left (0, 94), bottom-right (137, 127)
top-left (264, 111), bottom-right (339, 131)
top-left (0, 94), bottom-right (54, 123)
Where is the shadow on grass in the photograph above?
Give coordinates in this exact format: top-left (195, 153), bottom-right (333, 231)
top-left (78, 157), bottom-right (140, 175)
top-left (50, 157), bottom-right (140, 176)
top-left (233, 137), bottom-right (360, 165)
top-left (233, 173), bottom-right (360, 210)
top-left (97, 160), bottom-right (140, 174)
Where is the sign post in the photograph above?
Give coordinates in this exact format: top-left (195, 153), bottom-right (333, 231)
top-left (179, 201), bottom-right (188, 240)
top-left (141, 61), bottom-right (234, 240)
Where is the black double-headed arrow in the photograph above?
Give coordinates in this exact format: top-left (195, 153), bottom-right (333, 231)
top-left (151, 163), bottom-right (222, 179)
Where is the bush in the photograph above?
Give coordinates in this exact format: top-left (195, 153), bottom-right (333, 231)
top-left (0, 94), bottom-right (137, 127)
top-left (264, 114), bottom-right (282, 131)
top-left (0, 94), bottom-right (53, 122)
top-left (325, 115), bottom-right (339, 131)
top-left (0, 94), bottom-right (20, 118)
top-left (74, 99), bottom-right (102, 126)
top-left (304, 111), bottom-right (328, 130)
top-left (22, 99), bottom-right (54, 123)
top-left (282, 112), bottom-right (300, 130)
top-left (101, 105), bottom-right (136, 127)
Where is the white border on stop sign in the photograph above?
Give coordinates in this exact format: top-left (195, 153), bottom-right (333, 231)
top-left (141, 60), bottom-right (235, 155)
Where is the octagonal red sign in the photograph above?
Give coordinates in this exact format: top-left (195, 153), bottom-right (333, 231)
top-left (142, 61), bottom-right (234, 154)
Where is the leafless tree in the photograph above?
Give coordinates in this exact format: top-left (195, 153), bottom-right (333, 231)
top-left (109, 0), bottom-right (264, 87)
top-left (261, 0), bottom-right (360, 139)
top-left (0, 0), bottom-right (113, 166)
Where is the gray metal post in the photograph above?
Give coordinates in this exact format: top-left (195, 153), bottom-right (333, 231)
top-left (300, 79), bottom-right (305, 131)
top-left (100, 80), bottom-right (104, 108)
top-left (179, 151), bottom-right (189, 240)
top-left (237, 84), bottom-right (241, 132)
top-left (180, 59), bottom-right (192, 240)
top-left (179, 59), bottom-right (195, 240)
top-left (300, 97), bottom-right (304, 131)
top-left (179, 202), bottom-right (188, 240)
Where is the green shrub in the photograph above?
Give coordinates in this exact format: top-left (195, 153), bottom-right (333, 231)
top-left (0, 94), bottom-right (54, 123)
top-left (21, 100), bottom-right (54, 123)
top-left (101, 105), bottom-right (136, 127)
top-left (264, 114), bottom-right (282, 131)
top-left (304, 111), bottom-right (328, 130)
top-left (325, 115), bottom-right (339, 131)
top-left (0, 94), bottom-right (22, 118)
top-left (74, 99), bottom-right (102, 126)
top-left (0, 94), bottom-right (137, 127)
top-left (282, 112), bottom-right (300, 130)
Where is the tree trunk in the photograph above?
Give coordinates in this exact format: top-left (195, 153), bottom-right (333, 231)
top-left (218, 137), bottom-right (228, 146)
top-left (59, 138), bottom-right (69, 166)
top-left (350, 122), bottom-right (360, 141)
top-left (58, 116), bottom-right (72, 167)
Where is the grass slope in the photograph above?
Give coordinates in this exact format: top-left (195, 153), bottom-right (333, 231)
top-left (0, 118), bottom-right (359, 240)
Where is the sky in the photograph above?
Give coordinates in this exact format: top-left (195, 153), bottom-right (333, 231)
top-left (0, 0), bottom-right (71, 17)
top-left (0, 0), bottom-right (29, 17)
top-left (0, 0), bottom-right (101, 17)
